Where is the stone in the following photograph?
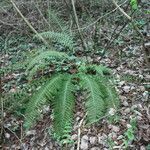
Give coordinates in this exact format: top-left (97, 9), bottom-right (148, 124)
top-left (124, 108), bottom-right (130, 114)
top-left (140, 145), bottom-right (146, 150)
top-left (108, 108), bottom-right (116, 116)
top-left (127, 124), bottom-right (132, 128)
top-left (117, 135), bottom-right (123, 140)
top-left (123, 86), bottom-right (130, 93)
top-left (89, 136), bottom-right (97, 145)
top-left (26, 130), bottom-right (36, 136)
top-left (44, 147), bottom-right (49, 150)
top-left (98, 134), bottom-right (107, 145)
top-left (112, 126), bottom-right (120, 132)
top-left (142, 91), bottom-right (149, 101)
top-left (108, 132), bottom-right (117, 139)
top-left (119, 95), bottom-right (127, 100)
top-left (122, 101), bottom-right (129, 107)
top-left (71, 134), bottom-right (77, 140)
top-left (5, 133), bottom-right (10, 139)
top-left (80, 135), bottom-right (89, 150)
top-left (43, 105), bottom-right (50, 113)
top-left (139, 86), bottom-right (145, 92)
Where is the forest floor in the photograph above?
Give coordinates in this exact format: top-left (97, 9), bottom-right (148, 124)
top-left (1, 38), bottom-right (150, 150)
top-left (0, 1), bottom-right (150, 149)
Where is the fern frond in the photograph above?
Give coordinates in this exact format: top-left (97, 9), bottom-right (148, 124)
top-left (26, 51), bottom-right (68, 76)
top-left (90, 64), bottom-right (111, 76)
top-left (53, 75), bottom-right (75, 138)
top-left (95, 77), bottom-right (119, 110)
top-left (36, 31), bottom-right (74, 50)
top-left (24, 74), bottom-right (64, 129)
top-left (80, 74), bottom-right (105, 124)
top-left (47, 9), bottom-right (68, 31)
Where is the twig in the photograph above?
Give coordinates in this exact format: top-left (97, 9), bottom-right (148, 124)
top-left (63, 0), bottom-right (73, 35)
top-left (0, 20), bottom-right (18, 30)
top-left (10, 0), bottom-right (50, 48)
top-left (72, 0), bottom-right (128, 31)
top-left (0, 42), bottom-right (4, 141)
top-left (111, 0), bottom-right (150, 67)
top-left (71, 0), bottom-right (87, 50)
top-left (112, 0), bottom-right (131, 21)
top-left (0, 98), bottom-right (4, 141)
top-left (77, 113), bottom-right (87, 150)
top-left (32, 0), bottom-right (51, 30)
top-left (4, 127), bottom-right (22, 144)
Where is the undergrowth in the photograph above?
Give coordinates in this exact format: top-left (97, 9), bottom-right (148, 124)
top-left (1, 6), bottom-right (120, 145)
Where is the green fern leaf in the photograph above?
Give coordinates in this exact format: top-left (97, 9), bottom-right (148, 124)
top-left (24, 74), bottom-right (64, 129)
top-left (26, 50), bottom-right (68, 77)
top-left (90, 64), bottom-right (111, 76)
top-left (95, 77), bottom-right (119, 111)
top-left (37, 31), bottom-right (74, 50)
top-left (53, 75), bottom-right (75, 138)
top-left (47, 9), bottom-right (68, 31)
top-left (80, 74), bottom-right (105, 124)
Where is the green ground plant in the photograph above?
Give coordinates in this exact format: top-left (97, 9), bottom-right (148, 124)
top-left (23, 30), bottom-right (119, 143)
top-left (123, 118), bottom-right (137, 148)
top-left (1, 1), bottom-right (121, 145)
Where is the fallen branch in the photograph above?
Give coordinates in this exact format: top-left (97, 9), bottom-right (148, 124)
top-left (71, 0), bottom-right (87, 50)
top-left (10, 0), bottom-right (50, 48)
top-left (112, 0), bottom-right (150, 67)
top-left (77, 113), bottom-right (87, 150)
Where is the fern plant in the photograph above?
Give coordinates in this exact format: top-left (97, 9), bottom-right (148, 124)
top-left (35, 8), bottom-right (74, 51)
top-left (36, 31), bottom-right (75, 51)
top-left (24, 51), bottom-right (119, 143)
top-left (24, 10), bottom-right (119, 142)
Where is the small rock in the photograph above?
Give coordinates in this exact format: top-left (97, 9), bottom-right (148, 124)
top-left (70, 146), bottom-right (75, 150)
top-left (89, 136), bottom-right (97, 145)
top-left (43, 105), bottom-right (50, 113)
top-left (117, 135), bottom-right (123, 140)
top-left (119, 81), bottom-right (125, 86)
top-left (90, 147), bottom-right (101, 150)
top-left (44, 147), bottom-right (49, 150)
top-left (124, 108), bottom-right (130, 114)
top-left (122, 101), bottom-right (129, 107)
top-left (71, 134), bottom-right (77, 140)
top-left (127, 124), bottom-right (132, 128)
top-left (98, 134), bottom-right (107, 145)
top-left (108, 108), bottom-right (116, 116)
top-left (137, 116), bottom-right (142, 120)
top-left (139, 74), bottom-right (144, 79)
top-left (48, 142), bottom-right (53, 149)
top-left (26, 130), bottom-right (36, 136)
top-left (131, 105), bottom-right (138, 110)
top-left (108, 132), bottom-right (117, 139)
top-left (123, 86), bottom-right (130, 93)
top-left (10, 88), bottom-right (16, 93)
top-left (4, 123), bottom-right (11, 128)
top-left (21, 143), bottom-right (29, 150)
top-left (119, 95), bottom-right (127, 100)
top-left (131, 86), bottom-right (135, 90)
top-left (80, 135), bottom-right (89, 150)
top-left (139, 86), bottom-right (145, 92)
top-left (3, 112), bottom-right (6, 117)
top-left (142, 91), bottom-right (149, 101)
top-left (140, 145), bottom-right (146, 150)
top-left (5, 133), bottom-right (10, 139)
top-left (76, 116), bottom-right (80, 122)
top-left (112, 126), bottom-right (120, 132)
